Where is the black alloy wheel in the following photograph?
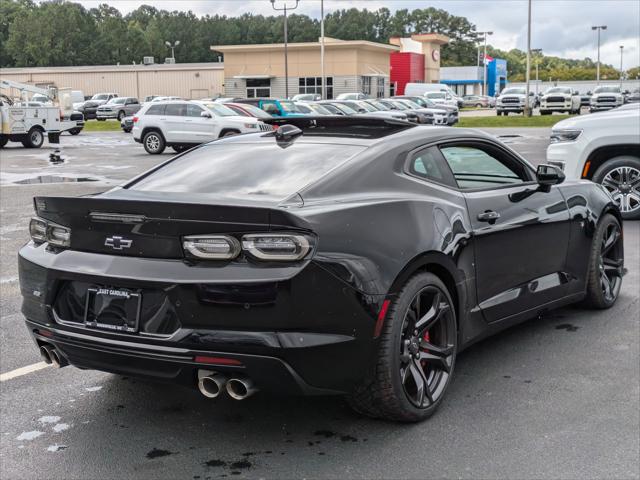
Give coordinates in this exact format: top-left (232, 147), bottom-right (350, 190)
top-left (349, 272), bottom-right (457, 422)
top-left (584, 214), bottom-right (624, 309)
top-left (399, 285), bottom-right (456, 409)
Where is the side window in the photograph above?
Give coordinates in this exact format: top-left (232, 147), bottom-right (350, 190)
top-left (165, 103), bottom-right (186, 116)
top-left (440, 145), bottom-right (529, 190)
top-left (186, 104), bottom-right (204, 117)
top-left (145, 104), bottom-right (165, 115)
top-left (262, 102), bottom-right (280, 115)
top-left (408, 147), bottom-right (457, 188)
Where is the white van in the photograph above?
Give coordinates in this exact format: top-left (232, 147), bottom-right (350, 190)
top-left (404, 83), bottom-right (462, 108)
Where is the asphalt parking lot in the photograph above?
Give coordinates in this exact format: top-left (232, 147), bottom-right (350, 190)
top-left (1, 130), bottom-right (638, 480)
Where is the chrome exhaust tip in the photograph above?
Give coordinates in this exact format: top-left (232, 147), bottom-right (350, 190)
top-left (226, 377), bottom-right (258, 401)
top-left (197, 371), bottom-right (227, 399)
top-left (45, 346), bottom-right (68, 368)
top-left (39, 346), bottom-right (52, 365)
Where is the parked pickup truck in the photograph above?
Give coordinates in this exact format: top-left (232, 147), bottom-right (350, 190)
top-left (539, 87), bottom-right (582, 114)
top-left (96, 97), bottom-right (141, 121)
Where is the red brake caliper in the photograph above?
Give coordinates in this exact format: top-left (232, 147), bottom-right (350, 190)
top-left (421, 331), bottom-right (430, 366)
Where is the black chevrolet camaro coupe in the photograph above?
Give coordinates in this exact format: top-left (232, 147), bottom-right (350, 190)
top-left (19, 117), bottom-right (625, 422)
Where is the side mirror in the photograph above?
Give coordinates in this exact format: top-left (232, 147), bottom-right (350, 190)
top-left (200, 111), bottom-right (212, 119)
top-left (536, 164), bottom-right (565, 191)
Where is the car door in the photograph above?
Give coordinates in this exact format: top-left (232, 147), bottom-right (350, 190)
top-left (162, 103), bottom-right (187, 143)
top-left (125, 98), bottom-right (140, 115)
top-left (185, 104), bottom-right (217, 143)
top-left (439, 141), bottom-right (571, 323)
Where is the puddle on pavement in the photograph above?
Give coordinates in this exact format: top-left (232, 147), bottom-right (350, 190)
top-left (13, 175), bottom-right (99, 185)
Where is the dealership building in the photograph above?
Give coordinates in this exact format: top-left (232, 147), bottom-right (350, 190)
top-left (440, 59), bottom-right (508, 97)
top-left (1, 34), bottom-right (451, 100)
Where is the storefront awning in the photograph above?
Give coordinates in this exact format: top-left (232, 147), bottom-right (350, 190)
top-left (232, 75), bottom-right (275, 80)
top-left (440, 79), bottom-right (482, 85)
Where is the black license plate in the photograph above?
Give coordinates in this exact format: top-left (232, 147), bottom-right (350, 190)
top-left (84, 288), bottom-right (141, 333)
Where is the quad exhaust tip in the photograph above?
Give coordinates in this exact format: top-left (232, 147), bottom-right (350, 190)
top-left (226, 377), bottom-right (258, 401)
top-left (40, 345), bottom-right (68, 368)
top-left (197, 372), bottom-right (228, 399)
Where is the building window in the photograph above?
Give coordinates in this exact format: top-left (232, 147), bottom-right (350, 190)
top-left (246, 78), bottom-right (271, 98)
top-left (361, 76), bottom-right (371, 95)
top-left (376, 77), bottom-right (386, 98)
top-left (299, 77), bottom-right (333, 99)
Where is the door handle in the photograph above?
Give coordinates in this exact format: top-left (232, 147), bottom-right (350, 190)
top-left (477, 210), bottom-right (500, 223)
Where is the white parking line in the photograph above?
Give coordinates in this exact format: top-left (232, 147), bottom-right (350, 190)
top-left (0, 362), bottom-right (50, 382)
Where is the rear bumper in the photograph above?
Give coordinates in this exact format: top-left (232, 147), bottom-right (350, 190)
top-left (19, 243), bottom-right (382, 394)
top-left (27, 321), bottom-right (336, 395)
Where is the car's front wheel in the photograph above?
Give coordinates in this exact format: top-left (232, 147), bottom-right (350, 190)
top-left (583, 213), bottom-right (624, 309)
top-left (349, 272), bottom-right (457, 422)
top-left (592, 157), bottom-right (640, 220)
top-left (117, 111), bottom-right (125, 121)
top-left (143, 130), bottom-right (165, 154)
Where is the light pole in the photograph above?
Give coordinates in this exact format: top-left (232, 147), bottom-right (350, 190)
top-left (320, 0), bottom-right (325, 99)
top-left (270, 0), bottom-right (299, 99)
top-left (524, 0), bottom-right (532, 117)
top-left (591, 25), bottom-right (607, 83)
top-left (619, 45), bottom-right (624, 85)
top-left (165, 40), bottom-right (180, 62)
top-left (477, 31), bottom-right (493, 96)
top-left (532, 48), bottom-right (542, 94)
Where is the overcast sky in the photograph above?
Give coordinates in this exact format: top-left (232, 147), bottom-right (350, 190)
top-left (74, 0), bottom-right (640, 69)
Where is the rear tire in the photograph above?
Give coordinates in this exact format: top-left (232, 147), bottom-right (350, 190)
top-left (143, 130), bottom-right (165, 154)
top-left (348, 272), bottom-right (457, 422)
top-left (582, 214), bottom-right (624, 309)
top-left (592, 156), bottom-right (640, 220)
top-left (25, 128), bottom-right (44, 148)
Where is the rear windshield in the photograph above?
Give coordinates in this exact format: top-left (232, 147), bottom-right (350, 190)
top-left (129, 142), bottom-right (365, 200)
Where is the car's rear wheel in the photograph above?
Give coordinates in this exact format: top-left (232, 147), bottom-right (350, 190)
top-left (592, 157), bottom-right (640, 220)
top-left (143, 130), bottom-right (165, 154)
top-left (583, 214), bottom-right (624, 309)
top-left (348, 272), bottom-right (457, 422)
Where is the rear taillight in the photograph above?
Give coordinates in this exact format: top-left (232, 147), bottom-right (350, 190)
top-left (183, 235), bottom-right (240, 260)
top-left (182, 233), bottom-right (313, 261)
top-left (132, 116), bottom-right (139, 123)
top-left (242, 234), bottom-right (311, 261)
top-left (29, 217), bottom-right (71, 247)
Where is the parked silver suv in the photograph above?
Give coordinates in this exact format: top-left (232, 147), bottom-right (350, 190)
top-left (96, 97), bottom-right (141, 121)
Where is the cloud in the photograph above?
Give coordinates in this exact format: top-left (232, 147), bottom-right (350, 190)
top-left (70, 0), bottom-right (640, 67)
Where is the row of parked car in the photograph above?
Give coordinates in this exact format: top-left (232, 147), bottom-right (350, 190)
top-left (123, 94), bottom-right (461, 154)
top-left (495, 85), bottom-right (639, 116)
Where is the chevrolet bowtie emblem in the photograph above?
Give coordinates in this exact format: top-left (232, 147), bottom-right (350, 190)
top-left (104, 236), bottom-right (132, 250)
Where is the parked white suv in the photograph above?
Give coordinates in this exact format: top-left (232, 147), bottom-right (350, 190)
top-left (133, 100), bottom-right (270, 154)
top-left (590, 86), bottom-right (625, 112)
top-left (539, 87), bottom-right (581, 115)
top-left (547, 107), bottom-right (640, 219)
